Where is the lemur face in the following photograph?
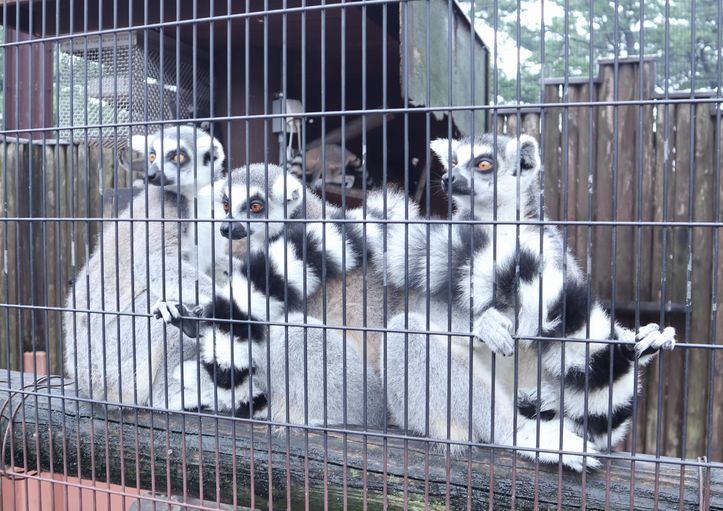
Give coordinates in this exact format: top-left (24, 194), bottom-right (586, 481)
top-left (218, 163), bottom-right (304, 242)
top-left (132, 125), bottom-right (226, 191)
top-left (430, 133), bottom-right (541, 213)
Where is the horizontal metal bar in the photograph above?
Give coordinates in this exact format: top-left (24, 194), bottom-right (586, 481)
top-left (1, 216), bottom-right (722, 228)
top-left (1, 302), bottom-right (720, 351)
top-left (1, 96), bottom-right (722, 136)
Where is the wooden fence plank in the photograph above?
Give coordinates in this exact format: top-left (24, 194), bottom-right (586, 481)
top-left (665, 103), bottom-right (693, 459)
top-left (638, 61), bottom-right (657, 308)
top-left (714, 122), bottom-right (723, 463)
top-left (714, 224), bottom-right (723, 462)
top-left (644, 101), bottom-right (673, 456)
top-left (542, 84), bottom-right (563, 222)
top-left (685, 102), bottom-right (716, 460)
top-left (612, 62), bottom-right (640, 305)
top-left (563, 83), bottom-right (581, 256)
top-left (592, 63), bottom-right (615, 303)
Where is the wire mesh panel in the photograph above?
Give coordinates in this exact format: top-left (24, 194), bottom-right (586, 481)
top-left (57, 31), bottom-right (211, 145)
top-left (0, 0), bottom-right (721, 510)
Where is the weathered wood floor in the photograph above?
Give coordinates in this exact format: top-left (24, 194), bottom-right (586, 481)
top-left (0, 372), bottom-right (720, 510)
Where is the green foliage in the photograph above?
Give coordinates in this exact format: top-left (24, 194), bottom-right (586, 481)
top-left (475, 0), bottom-right (721, 103)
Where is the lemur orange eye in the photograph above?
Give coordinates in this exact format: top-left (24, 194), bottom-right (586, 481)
top-left (222, 199), bottom-right (230, 214)
top-left (249, 201), bottom-right (264, 214)
top-left (148, 153), bottom-right (156, 163)
top-left (476, 159), bottom-right (493, 172)
top-left (172, 152), bottom-right (187, 164)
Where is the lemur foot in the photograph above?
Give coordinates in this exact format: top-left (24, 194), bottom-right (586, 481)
top-left (635, 323), bottom-right (676, 356)
top-left (517, 420), bottom-right (600, 472)
top-left (474, 308), bottom-right (515, 357)
top-left (517, 388), bottom-right (558, 421)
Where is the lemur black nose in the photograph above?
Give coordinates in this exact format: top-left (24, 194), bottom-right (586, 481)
top-left (441, 173), bottom-right (455, 191)
top-left (147, 165), bottom-right (161, 185)
top-left (220, 223), bottom-right (231, 238)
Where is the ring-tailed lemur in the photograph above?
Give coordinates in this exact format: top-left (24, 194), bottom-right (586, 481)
top-left (132, 125), bottom-right (232, 283)
top-left (287, 145), bottom-right (365, 190)
top-left (359, 133), bottom-right (676, 470)
top-left (63, 126), bottom-right (226, 410)
top-left (218, 164), bottom-right (392, 372)
top-left (152, 164), bottom-right (402, 426)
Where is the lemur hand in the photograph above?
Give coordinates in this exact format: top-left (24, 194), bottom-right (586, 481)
top-left (635, 323), bottom-right (676, 356)
top-left (152, 300), bottom-right (184, 323)
top-left (474, 308), bottom-right (515, 357)
top-left (151, 300), bottom-right (200, 338)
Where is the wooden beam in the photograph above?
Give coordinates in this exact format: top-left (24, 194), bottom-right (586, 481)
top-left (306, 110), bottom-right (395, 150)
top-left (0, 371), bottom-right (720, 510)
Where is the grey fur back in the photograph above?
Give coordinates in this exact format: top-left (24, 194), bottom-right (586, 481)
top-left (259, 314), bottom-right (386, 428)
top-left (62, 186), bottom-right (213, 409)
top-left (292, 189), bottom-right (391, 374)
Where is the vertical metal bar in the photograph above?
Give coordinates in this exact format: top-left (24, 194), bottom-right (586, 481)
top-left (627, 0), bottom-right (646, 505)
top-left (512, 0), bottom-right (527, 502)
top-left (36, 0), bottom-right (56, 504)
top-left (339, 4), bottom-right (350, 507)
top-left (423, 1), bottom-right (432, 507)
top-left (226, 2), bottom-right (240, 509)
top-left (259, 4), bottom-right (272, 476)
top-left (466, 2), bottom-right (478, 508)
top-left (82, 3), bottom-right (100, 507)
top-left (537, 0), bottom-right (549, 507)
top-left (65, 3), bottom-right (86, 508)
top-left (25, 2), bottom-right (42, 504)
top-left (317, 12), bottom-right (329, 502)
top-left (444, 0), bottom-right (454, 506)
top-left (126, 1), bottom-right (145, 504)
top-left (242, 0), bottom-right (257, 506)
top-left (607, 2), bottom-right (622, 507)
top-left (557, 0), bottom-right (571, 494)
top-left (52, 1), bottom-right (72, 507)
top-left (704, 0), bottom-right (722, 479)
top-left (0, 1), bottom-right (19, 505)
top-left (400, 2), bottom-right (410, 508)
top-left (489, 0), bottom-right (500, 502)
top-left (141, 0), bottom-right (158, 500)
top-left (585, 0), bottom-right (599, 503)
top-left (279, 1), bottom-right (294, 507)
top-left (109, 1), bottom-right (127, 507)
top-left (19, 2), bottom-right (32, 508)
top-left (680, 0), bottom-right (697, 500)
top-left (299, 0), bottom-right (310, 506)
top-left (654, 0), bottom-right (672, 506)
top-left (360, 2), bottom-right (371, 508)
top-left (94, 11), bottom-right (112, 507)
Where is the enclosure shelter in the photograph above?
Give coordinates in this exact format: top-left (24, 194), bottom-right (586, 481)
top-left (0, 0), bottom-right (722, 509)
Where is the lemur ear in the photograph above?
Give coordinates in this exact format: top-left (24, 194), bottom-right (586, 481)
top-left (507, 134), bottom-right (541, 174)
top-left (429, 138), bottom-right (458, 168)
top-left (207, 139), bottom-right (226, 178)
top-left (272, 173), bottom-right (303, 204)
top-left (130, 134), bottom-right (148, 154)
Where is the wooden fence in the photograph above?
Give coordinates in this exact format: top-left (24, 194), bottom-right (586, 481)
top-left (495, 57), bottom-right (723, 462)
top-left (0, 57), bottom-right (721, 462)
top-left (0, 140), bottom-right (127, 373)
